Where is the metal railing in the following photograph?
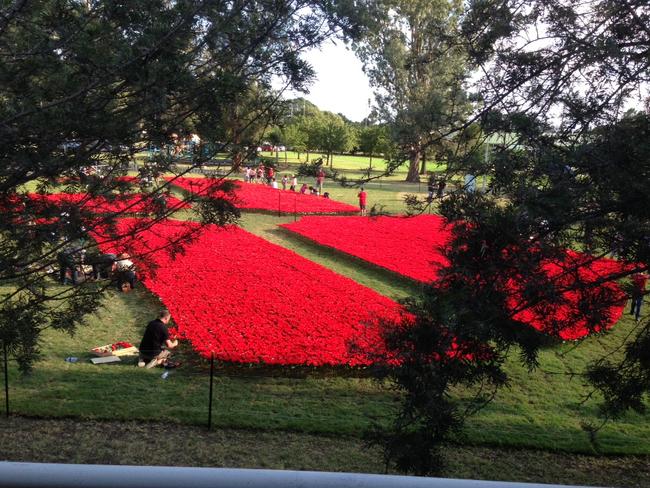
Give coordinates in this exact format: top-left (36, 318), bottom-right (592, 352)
top-left (0, 463), bottom-right (602, 488)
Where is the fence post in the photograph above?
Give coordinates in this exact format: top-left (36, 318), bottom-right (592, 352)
top-left (207, 352), bottom-right (214, 430)
top-left (3, 341), bottom-right (9, 418)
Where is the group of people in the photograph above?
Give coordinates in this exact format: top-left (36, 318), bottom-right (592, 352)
top-left (57, 244), bottom-right (136, 291)
top-left (243, 165), bottom-right (330, 196)
top-left (91, 255), bottom-right (179, 369)
top-left (56, 245), bottom-right (177, 368)
top-left (244, 164), bottom-right (276, 185)
top-left (243, 164), bottom-right (368, 213)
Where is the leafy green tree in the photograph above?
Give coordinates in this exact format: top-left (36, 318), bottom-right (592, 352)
top-left (355, 0), bottom-right (471, 182)
top-left (282, 97), bottom-right (322, 123)
top-left (373, 0), bottom-right (650, 475)
top-left (266, 126), bottom-right (284, 147)
top-left (0, 0), bottom-right (356, 371)
top-left (283, 122), bottom-right (309, 161)
top-left (311, 112), bottom-right (356, 167)
top-left (358, 124), bottom-right (391, 168)
top-left (305, 116), bottom-right (324, 161)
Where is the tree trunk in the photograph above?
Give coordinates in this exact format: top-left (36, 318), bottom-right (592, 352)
top-left (369, 153), bottom-right (373, 170)
top-left (419, 150), bottom-right (427, 175)
top-left (230, 128), bottom-right (243, 172)
top-left (329, 151), bottom-right (333, 168)
top-left (306, 150), bottom-right (310, 162)
top-left (232, 152), bottom-right (243, 172)
top-left (406, 150), bottom-right (421, 182)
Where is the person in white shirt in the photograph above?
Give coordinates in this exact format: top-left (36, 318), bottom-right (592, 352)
top-left (115, 253), bottom-right (136, 291)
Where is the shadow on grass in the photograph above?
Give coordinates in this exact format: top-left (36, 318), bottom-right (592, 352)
top-left (6, 359), bottom-right (396, 436)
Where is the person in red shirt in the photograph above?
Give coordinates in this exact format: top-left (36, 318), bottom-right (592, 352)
top-left (358, 187), bottom-right (367, 216)
top-left (316, 168), bottom-right (325, 194)
top-left (630, 272), bottom-right (648, 322)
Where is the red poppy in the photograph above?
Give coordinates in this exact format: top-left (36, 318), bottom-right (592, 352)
top-left (27, 192), bottom-right (190, 214)
top-left (95, 218), bottom-right (403, 366)
top-left (281, 215), bottom-right (627, 340)
top-left (166, 177), bottom-right (358, 214)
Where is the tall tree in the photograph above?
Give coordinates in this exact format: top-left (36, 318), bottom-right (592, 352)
top-left (311, 112), bottom-right (355, 167)
top-left (355, 0), bottom-right (471, 182)
top-left (372, 0), bottom-right (650, 475)
top-left (358, 124), bottom-right (391, 169)
top-left (282, 97), bottom-right (322, 123)
top-left (283, 121), bottom-right (309, 161)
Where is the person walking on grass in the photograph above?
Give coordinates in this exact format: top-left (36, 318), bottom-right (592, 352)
top-left (358, 187), bottom-right (367, 216)
top-left (437, 178), bottom-right (446, 198)
top-left (630, 272), bottom-right (648, 322)
top-left (138, 309), bottom-right (179, 368)
top-left (427, 173), bottom-right (436, 202)
top-left (316, 167), bottom-right (325, 194)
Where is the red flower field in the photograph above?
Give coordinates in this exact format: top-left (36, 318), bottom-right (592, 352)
top-left (281, 215), bottom-right (627, 340)
top-left (281, 214), bottom-right (450, 282)
top-left (166, 176), bottom-right (359, 214)
top-left (96, 219), bottom-right (402, 366)
top-left (28, 192), bottom-right (190, 214)
top-left (506, 250), bottom-right (628, 340)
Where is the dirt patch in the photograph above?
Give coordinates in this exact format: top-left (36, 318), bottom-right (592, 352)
top-left (1, 416), bottom-right (648, 487)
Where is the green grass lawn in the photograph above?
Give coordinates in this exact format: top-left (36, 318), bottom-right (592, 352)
top-left (257, 150), bottom-right (397, 171)
top-left (3, 176), bottom-right (650, 474)
top-left (5, 279), bottom-right (649, 455)
top-left (258, 150), bottom-right (448, 175)
top-left (142, 149), bottom-right (446, 181)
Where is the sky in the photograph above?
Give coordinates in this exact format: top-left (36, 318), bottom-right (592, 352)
top-left (286, 40), bottom-right (375, 122)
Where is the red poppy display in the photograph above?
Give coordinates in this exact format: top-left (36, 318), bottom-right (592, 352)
top-left (281, 215), bottom-right (627, 340)
top-left (95, 219), bottom-right (402, 366)
top-left (114, 176), bottom-right (139, 183)
top-left (282, 215), bottom-right (450, 282)
top-left (505, 250), bottom-right (628, 340)
top-left (165, 176), bottom-right (358, 214)
top-left (27, 192), bottom-right (190, 214)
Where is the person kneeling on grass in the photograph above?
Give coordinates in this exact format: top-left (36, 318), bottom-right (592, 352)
top-left (115, 252), bottom-right (136, 291)
top-left (138, 309), bottom-right (179, 368)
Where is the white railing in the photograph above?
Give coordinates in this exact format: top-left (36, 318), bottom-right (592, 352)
top-left (0, 463), bottom-right (602, 488)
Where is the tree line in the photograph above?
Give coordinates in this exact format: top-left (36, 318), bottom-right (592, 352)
top-left (248, 98), bottom-right (391, 170)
